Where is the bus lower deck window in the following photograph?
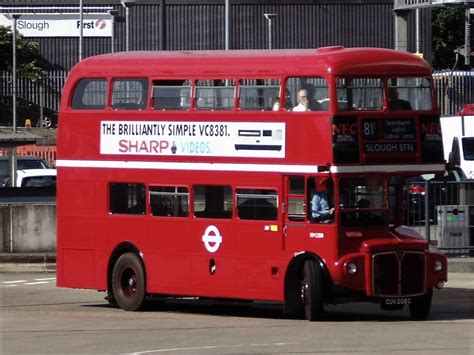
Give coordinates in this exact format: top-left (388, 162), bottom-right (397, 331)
top-left (236, 189), bottom-right (278, 220)
top-left (150, 186), bottom-right (189, 217)
top-left (287, 176), bottom-right (305, 220)
top-left (194, 185), bottom-right (232, 218)
top-left (109, 183), bottom-right (146, 215)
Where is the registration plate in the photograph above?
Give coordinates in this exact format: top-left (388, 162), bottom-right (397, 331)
top-left (383, 298), bottom-right (411, 305)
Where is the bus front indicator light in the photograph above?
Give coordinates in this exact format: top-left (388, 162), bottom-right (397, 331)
top-left (345, 262), bottom-right (358, 275)
top-left (434, 260), bottom-right (443, 272)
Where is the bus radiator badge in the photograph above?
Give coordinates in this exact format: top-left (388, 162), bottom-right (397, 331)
top-left (202, 225), bottom-right (223, 253)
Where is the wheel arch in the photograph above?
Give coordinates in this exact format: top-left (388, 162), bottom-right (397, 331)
top-left (284, 252), bottom-right (332, 304)
top-left (107, 242), bottom-right (147, 294)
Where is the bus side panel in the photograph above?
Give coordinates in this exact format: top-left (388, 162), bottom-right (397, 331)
top-left (233, 222), bottom-right (285, 301)
top-left (145, 253), bottom-right (193, 294)
top-left (57, 171), bottom-right (99, 289)
top-left (190, 221), bottom-right (236, 297)
top-left (145, 219), bottom-right (194, 293)
top-left (58, 248), bottom-right (95, 288)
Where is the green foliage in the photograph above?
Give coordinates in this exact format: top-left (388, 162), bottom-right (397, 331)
top-left (432, 7), bottom-right (469, 70)
top-left (0, 25), bottom-right (45, 81)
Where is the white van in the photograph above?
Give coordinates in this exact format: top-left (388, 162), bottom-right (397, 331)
top-left (440, 105), bottom-right (474, 179)
top-left (16, 169), bottom-right (57, 187)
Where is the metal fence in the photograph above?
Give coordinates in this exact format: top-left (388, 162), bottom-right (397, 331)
top-left (405, 179), bottom-right (474, 255)
top-left (433, 70), bottom-right (474, 116)
top-left (0, 70), bottom-right (67, 126)
top-left (1, 69), bottom-right (473, 122)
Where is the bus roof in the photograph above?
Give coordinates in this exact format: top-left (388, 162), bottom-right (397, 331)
top-left (69, 47), bottom-right (432, 79)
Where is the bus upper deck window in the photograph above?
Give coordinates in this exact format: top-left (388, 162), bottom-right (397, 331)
top-left (111, 78), bottom-right (149, 110)
top-left (336, 78), bottom-right (383, 111)
top-left (285, 77), bottom-right (329, 111)
top-left (152, 80), bottom-right (191, 110)
top-left (195, 80), bottom-right (235, 110)
top-left (388, 77), bottom-right (432, 111)
top-left (71, 78), bottom-right (107, 110)
top-left (239, 79), bottom-right (281, 111)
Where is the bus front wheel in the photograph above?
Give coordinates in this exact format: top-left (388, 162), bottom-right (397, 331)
top-left (409, 289), bottom-right (433, 320)
top-left (301, 259), bottom-right (324, 321)
top-left (112, 253), bottom-right (146, 311)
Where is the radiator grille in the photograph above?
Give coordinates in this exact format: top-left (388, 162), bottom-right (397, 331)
top-left (372, 251), bottom-right (426, 297)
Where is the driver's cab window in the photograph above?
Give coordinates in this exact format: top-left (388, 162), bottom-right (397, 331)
top-left (308, 176), bottom-right (334, 224)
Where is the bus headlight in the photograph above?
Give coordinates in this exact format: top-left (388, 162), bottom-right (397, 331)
top-left (434, 260), bottom-right (443, 272)
top-left (345, 262), bottom-right (358, 275)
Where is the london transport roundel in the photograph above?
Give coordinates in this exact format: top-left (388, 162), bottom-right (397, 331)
top-left (201, 225), bottom-right (223, 253)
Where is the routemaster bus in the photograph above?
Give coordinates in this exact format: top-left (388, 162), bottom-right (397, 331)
top-left (56, 47), bottom-right (448, 321)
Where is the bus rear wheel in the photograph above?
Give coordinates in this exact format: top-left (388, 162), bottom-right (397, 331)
top-left (301, 259), bottom-right (324, 321)
top-left (112, 253), bottom-right (146, 311)
top-left (409, 289), bottom-right (433, 320)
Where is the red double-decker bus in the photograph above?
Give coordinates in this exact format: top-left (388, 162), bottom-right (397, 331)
top-left (56, 47), bottom-right (447, 320)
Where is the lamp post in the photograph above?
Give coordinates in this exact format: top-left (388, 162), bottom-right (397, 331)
top-left (121, 0), bottom-right (136, 51)
top-left (79, 0), bottom-right (83, 61)
top-left (108, 9), bottom-right (120, 53)
top-left (464, 5), bottom-right (471, 67)
top-left (159, 0), bottom-right (166, 50)
top-left (225, 0), bottom-right (231, 50)
top-left (11, 14), bottom-right (20, 187)
top-left (263, 13), bottom-right (277, 50)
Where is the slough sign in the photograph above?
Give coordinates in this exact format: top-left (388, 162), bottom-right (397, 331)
top-left (0, 13), bottom-right (112, 37)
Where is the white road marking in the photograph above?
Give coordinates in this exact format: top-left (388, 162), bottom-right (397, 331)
top-left (130, 342), bottom-right (292, 354)
top-left (2, 278), bottom-right (56, 287)
top-left (2, 280), bottom-right (27, 284)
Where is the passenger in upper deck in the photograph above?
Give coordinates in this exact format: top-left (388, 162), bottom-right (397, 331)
top-left (293, 89), bottom-right (311, 111)
top-left (293, 88), bottom-right (323, 112)
top-left (388, 87), bottom-right (412, 111)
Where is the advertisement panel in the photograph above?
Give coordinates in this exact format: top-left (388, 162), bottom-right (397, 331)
top-left (100, 121), bottom-right (286, 158)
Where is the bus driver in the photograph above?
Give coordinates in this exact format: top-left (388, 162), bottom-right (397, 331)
top-left (311, 177), bottom-right (334, 223)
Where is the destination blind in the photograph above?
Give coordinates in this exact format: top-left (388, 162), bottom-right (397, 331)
top-left (362, 118), bottom-right (416, 154)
